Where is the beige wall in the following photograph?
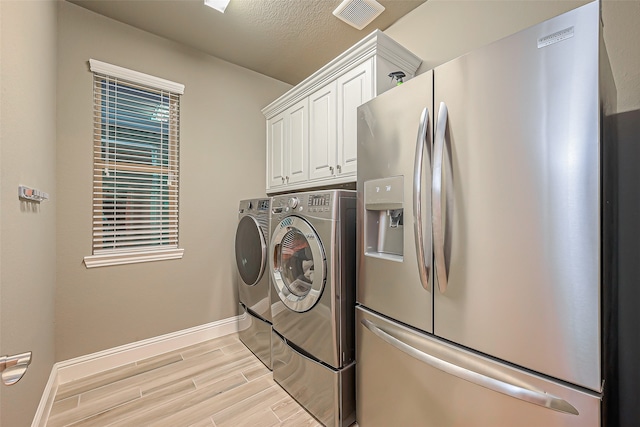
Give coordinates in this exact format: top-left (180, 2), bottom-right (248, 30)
top-left (601, 0), bottom-right (640, 112)
top-left (56, 1), bottom-right (290, 361)
top-left (1, 1), bottom-right (58, 425)
top-left (385, 0), bottom-right (640, 113)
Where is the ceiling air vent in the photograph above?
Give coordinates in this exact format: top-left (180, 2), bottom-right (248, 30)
top-left (332, 0), bottom-right (385, 30)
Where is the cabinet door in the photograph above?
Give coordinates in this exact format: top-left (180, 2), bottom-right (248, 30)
top-left (267, 111), bottom-right (287, 190)
top-left (286, 98), bottom-right (309, 185)
top-left (337, 60), bottom-right (373, 177)
top-left (308, 81), bottom-right (337, 181)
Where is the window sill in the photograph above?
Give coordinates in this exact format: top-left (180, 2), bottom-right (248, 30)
top-left (83, 248), bottom-right (184, 268)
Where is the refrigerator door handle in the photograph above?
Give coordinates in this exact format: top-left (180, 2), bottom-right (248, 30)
top-left (413, 107), bottom-right (431, 291)
top-left (361, 318), bottom-right (580, 416)
top-left (432, 102), bottom-right (449, 293)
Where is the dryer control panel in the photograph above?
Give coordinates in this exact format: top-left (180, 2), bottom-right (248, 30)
top-left (239, 198), bottom-right (270, 214)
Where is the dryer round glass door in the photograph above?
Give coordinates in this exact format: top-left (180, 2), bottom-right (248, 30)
top-left (235, 215), bottom-right (267, 286)
top-left (270, 216), bottom-right (326, 312)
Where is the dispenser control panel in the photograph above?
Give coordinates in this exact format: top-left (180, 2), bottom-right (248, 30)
top-left (364, 176), bottom-right (404, 261)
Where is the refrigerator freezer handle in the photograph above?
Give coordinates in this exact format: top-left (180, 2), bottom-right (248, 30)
top-left (432, 102), bottom-right (449, 294)
top-left (413, 107), bottom-right (432, 292)
top-left (361, 318), bottom-right (580, 416)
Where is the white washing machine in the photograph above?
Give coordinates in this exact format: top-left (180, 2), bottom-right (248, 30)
top-left (269, 190), bottom-right (356, 427)
top-left (235, 198), bottom-right (272, 369)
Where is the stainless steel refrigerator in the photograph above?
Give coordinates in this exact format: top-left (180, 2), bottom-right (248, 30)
top-left (356, 2), bottom-right (620, 425)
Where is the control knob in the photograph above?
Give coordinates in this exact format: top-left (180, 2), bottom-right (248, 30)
top-left (288, 197), bottom-right (299, 209)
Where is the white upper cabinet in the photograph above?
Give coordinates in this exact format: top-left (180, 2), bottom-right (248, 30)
top-left (286, 98), bottom-right (309, 186)
top-left (267, 111), bottom-right (286, 189)
top-left (336, 59), bottom-right (373, 177)
top-left (309, 81), bottom-right (338, 181)
top-left (267, 98), bottom-right (309, 190)
top-left (263, 30), bottom-right (421, 194)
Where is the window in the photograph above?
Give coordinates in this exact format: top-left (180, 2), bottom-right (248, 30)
top-left (84, 60), bottom-right (185, 268)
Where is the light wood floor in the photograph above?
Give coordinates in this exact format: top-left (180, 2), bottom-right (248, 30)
top-left (46, 333), bottom-right (323, 427)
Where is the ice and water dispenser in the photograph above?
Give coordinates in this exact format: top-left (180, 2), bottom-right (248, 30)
top-left (364, 176), bottom-right (404, 261)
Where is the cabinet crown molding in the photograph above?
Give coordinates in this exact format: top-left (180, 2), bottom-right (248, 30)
top-left (262, 29), bottom-right (422, 119)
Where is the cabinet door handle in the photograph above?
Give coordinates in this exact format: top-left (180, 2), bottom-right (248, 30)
top-left (336, 165), bottom-right (342, 173)
top-left (281, 177), bottom-right (285, 184)
top-left (286, 176), bottom-right (289, 182)
top-left (330, 166), bottom-right (334, 174)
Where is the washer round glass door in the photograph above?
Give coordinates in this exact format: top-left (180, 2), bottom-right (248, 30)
top-left (235, 215), bottom-right (267, 286)
top-left (270, 216), bottom-right (326, 312)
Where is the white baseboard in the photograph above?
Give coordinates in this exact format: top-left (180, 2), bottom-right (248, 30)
top-left (32, 314), bottom-right (249, 427)
top-left (32, 363), bottom-right (59, 427)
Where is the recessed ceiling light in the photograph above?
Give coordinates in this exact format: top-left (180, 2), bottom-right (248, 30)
top-left (204, 0), bottom-right (231, 13)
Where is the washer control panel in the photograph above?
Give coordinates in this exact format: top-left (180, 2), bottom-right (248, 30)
top-left (307, 193), bottom-right (331, 213)
top-left (271, 192), bottom-right (337, 219)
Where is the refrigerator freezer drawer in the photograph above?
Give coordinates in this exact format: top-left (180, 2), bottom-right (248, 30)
top-left (272, 330), bottom-right (355, 427)
top-left (356, 306), bottom-right (601, 427)
top-left (238, 304), bottom-right (272, 370)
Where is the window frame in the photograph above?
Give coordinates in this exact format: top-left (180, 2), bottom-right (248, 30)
top-left (84, 59), bottom-right (185, 268)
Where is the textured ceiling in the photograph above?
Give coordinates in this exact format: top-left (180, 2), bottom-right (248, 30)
top-left (68, 0), bottom-right (426, 86)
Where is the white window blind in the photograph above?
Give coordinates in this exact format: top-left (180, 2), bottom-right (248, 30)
top-left (84, 60), bottom-right (184, 268)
